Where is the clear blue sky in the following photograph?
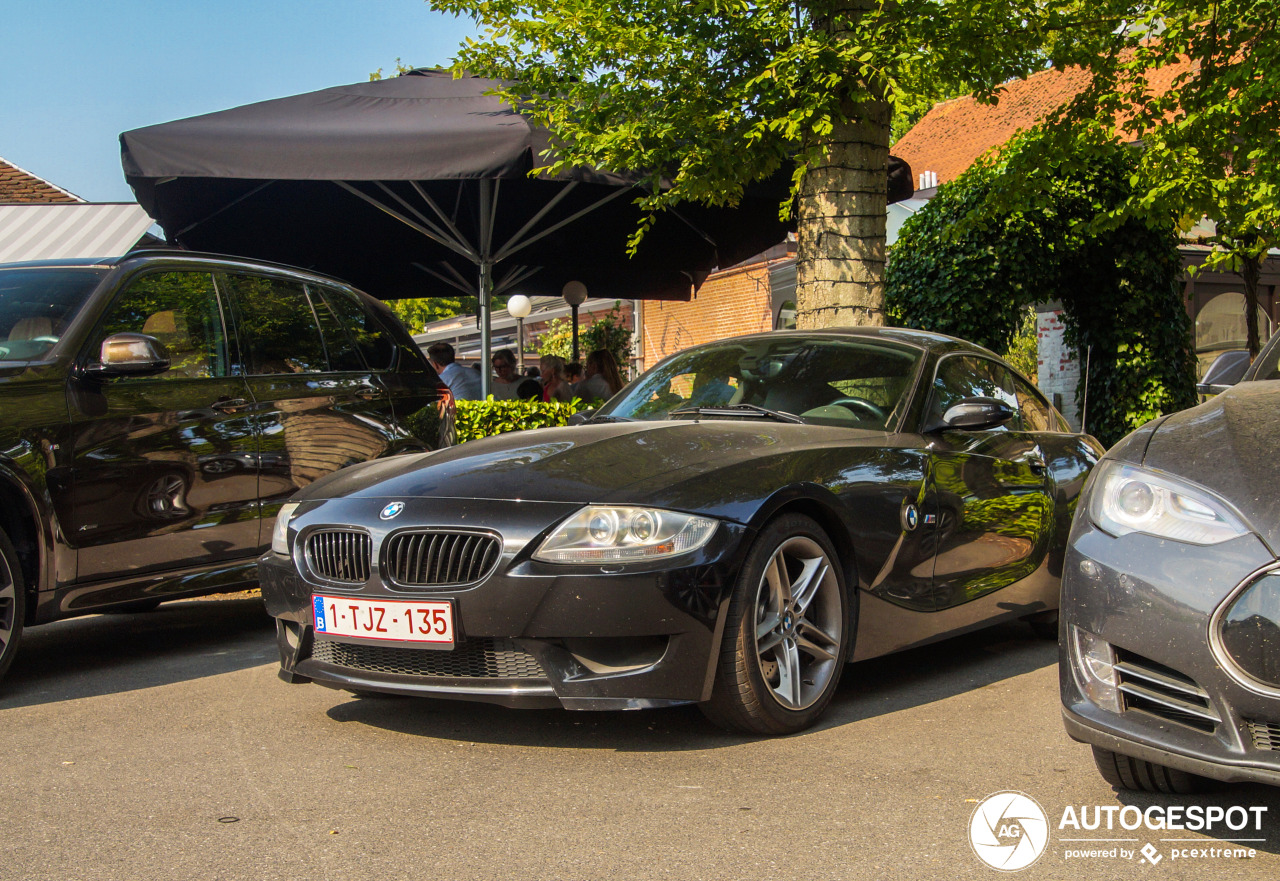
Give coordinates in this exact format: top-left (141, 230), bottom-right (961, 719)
top-left (2, 0), bottom-right (477, 202)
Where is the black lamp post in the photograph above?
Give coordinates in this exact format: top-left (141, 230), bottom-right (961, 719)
top-left (562, 281), bottom-right (588, 364)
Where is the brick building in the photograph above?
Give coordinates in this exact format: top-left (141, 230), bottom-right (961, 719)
top-left (0, 156), bottom-right (154, 261)
top-left (637, 241), bottom-right (794, 370)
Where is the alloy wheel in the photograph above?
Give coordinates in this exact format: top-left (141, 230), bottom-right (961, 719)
top-left (0, 554), bottom-right (14, 656)
top-left (752, 535), bottom-right (843, 711)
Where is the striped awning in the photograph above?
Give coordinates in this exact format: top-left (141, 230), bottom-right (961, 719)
top-left (0, 203), bottom-right (154, 263)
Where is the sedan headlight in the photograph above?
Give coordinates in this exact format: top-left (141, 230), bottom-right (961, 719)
top-left (1089, 460), bottom-right (1249, 545)
top-left (271, 502), bottom-right (301, 555)
top-left (534, 506), bottom-right (717, 563)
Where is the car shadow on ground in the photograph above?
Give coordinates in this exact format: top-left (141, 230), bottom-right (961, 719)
top-left (325, 620), bottom-right (1058, 751)
top-left (0, 596), bottom-right (276, 709)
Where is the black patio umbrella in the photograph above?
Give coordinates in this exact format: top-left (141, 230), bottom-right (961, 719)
top-left (121, 68), bottom-right (910, 395)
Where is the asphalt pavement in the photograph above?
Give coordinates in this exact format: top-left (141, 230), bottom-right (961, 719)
top-left (2, 595), bottom-right (1277, 881)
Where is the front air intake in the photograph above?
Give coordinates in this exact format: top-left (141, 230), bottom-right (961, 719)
top-left (312, 637), bottom-right (546, 679)
top-left (1114, 649), bottom-right (1219, 734)
top-left (1246, 719), bottom-right (1280, 751)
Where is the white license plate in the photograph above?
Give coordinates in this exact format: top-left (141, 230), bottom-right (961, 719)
top-left (313, 595), bottom-right (454, 646)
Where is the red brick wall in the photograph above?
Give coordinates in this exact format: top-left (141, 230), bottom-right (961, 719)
top-left (641, 262), bottom-right (776, 368)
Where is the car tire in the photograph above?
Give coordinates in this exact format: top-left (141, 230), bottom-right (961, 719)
top-left (0, 528), bottom-right (27, 683)
top-left (1091, 747), bottom-right (1214, 794)
top-left (701, 514), bottom-right (850, 735)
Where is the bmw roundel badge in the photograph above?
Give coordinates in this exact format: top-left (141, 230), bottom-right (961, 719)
top-left (379, 502), bottom-right (406, 520)
top-left (902, 503), bottom-right (920, 532)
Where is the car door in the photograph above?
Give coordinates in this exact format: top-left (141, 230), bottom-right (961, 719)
top-left (923, 354), bottom-right (1055, 609)
top-left (64, 267), bottom-right (261, 581)
top-left (222, 272), bottom-right (404, 542)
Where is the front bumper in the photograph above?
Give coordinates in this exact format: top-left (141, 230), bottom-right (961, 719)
top-left (259, 496), bottom-right (750, 709)
top-left (1060, 518), bottom-right (1280, 785)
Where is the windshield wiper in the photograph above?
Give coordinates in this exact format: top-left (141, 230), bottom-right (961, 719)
top-left (669, 404), bottom-right (804, 424)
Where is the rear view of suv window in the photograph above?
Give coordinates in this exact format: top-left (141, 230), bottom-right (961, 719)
top-left (224, 274), bottom-right (329, 374)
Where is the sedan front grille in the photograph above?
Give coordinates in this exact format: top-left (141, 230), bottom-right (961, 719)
top-left (305, 530), bottom-right (372, 584)
top-left (1246, 719), bottom-right (1280, 751)
top-left (1115, 649), bottom-right (1219, 734)
top-left (384, 530), bottom-right (501, 587)
top-left (312, 637), bottom-right (546, 679)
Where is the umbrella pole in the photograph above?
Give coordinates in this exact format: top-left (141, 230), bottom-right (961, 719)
top-left (479, 259), bottom-right (493, 400)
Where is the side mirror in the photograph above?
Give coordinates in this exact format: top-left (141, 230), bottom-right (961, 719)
top-left (1196, 349), bottom-right (1251, 396)
top-left (83, 332), bottom-right (170, 378)
top-left (930, 396), bottom-right (1016, 432)
top-left (567, 409), bottom-right (597, 426)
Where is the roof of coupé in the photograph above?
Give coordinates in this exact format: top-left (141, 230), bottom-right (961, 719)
top-left (718, 325), bottom-right (997, 356)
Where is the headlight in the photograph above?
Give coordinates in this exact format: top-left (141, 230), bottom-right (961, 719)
top-left (271, 502), bottom-right (301, 555)
top-left (1089, 460), bottom-right (1249, 545)
top-left (534, 506), bottom-right (717, 563)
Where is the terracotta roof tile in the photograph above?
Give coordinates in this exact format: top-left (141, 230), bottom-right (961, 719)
top-left (0, 157), bottom-right (81, 203)
top-left (893, 61), bottom-right (1190, 186)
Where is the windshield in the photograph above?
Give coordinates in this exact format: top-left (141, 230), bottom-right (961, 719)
top-left (599, 336), bottom-right (922, 429)
top-left (1248, 334), bottom-right (1280, 382)
top-left (0, 267), bottom-right (107, 360)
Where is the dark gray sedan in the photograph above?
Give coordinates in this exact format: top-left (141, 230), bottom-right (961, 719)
top-left (1061, 332), bottom-right (1280, 791)
top-left (260, 327), bottom-right (1100, 734)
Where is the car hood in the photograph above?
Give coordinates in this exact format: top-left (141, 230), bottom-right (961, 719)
top-left (1141, 381), bottom-right (1280, 552)
top-left (298, 419), bottom-right (889, 507)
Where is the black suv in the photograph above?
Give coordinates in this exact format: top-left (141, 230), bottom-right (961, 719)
top-left (0, 251), bottom-right (453, 681)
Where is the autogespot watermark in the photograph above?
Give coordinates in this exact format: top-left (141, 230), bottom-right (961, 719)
top-left (969, 792), bottom-right (1051, 871)
top-left (967, 791), bottom-right (1270, 871)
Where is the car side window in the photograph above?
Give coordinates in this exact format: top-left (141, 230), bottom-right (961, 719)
top-left (1012, 374), bottom-right (1060, 432)
top-left (93, 271), bottom-right (228, 379)
top-left (928, 355), bottom-right (1018, 427)
top-left (317, 285), bottom-right (395, 370)
top-left (306, 285), bottom-right (366, 372)
top-left (224, 274), bottom-right (329, 375)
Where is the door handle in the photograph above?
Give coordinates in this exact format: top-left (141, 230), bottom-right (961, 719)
top-left (356, 387), bottom-right (387, 401)
top-left (1028, 457), bottom-right (1047, 476)
top-left (211, 397), bottom-right (249, 413)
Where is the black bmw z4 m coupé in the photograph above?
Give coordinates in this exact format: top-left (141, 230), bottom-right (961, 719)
top-left (260, 327), bottom-right (1102, 734)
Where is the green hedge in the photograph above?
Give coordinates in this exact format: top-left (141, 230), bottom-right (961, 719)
top-left (455, 397), bottom-right (594, 443)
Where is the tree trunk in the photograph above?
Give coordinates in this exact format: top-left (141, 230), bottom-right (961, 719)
top-left (795, 1), bottom-right (890, 330)
top-left (1241, 252), bottom-right (1262, 357)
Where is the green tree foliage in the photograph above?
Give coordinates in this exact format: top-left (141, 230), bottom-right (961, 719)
top-left (1012, 2), bottom-right (1280, 355)
top-left (1002, 307), bottom-right (1040, 383)
top-left (387, 294), bottom-right (508, 334)
top-left (535, 305), bottom-right (633, 370)
top-left (426, 0), bottom-right (1120, 327)
top-left (886, 138), bottom-right (1196, 447)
